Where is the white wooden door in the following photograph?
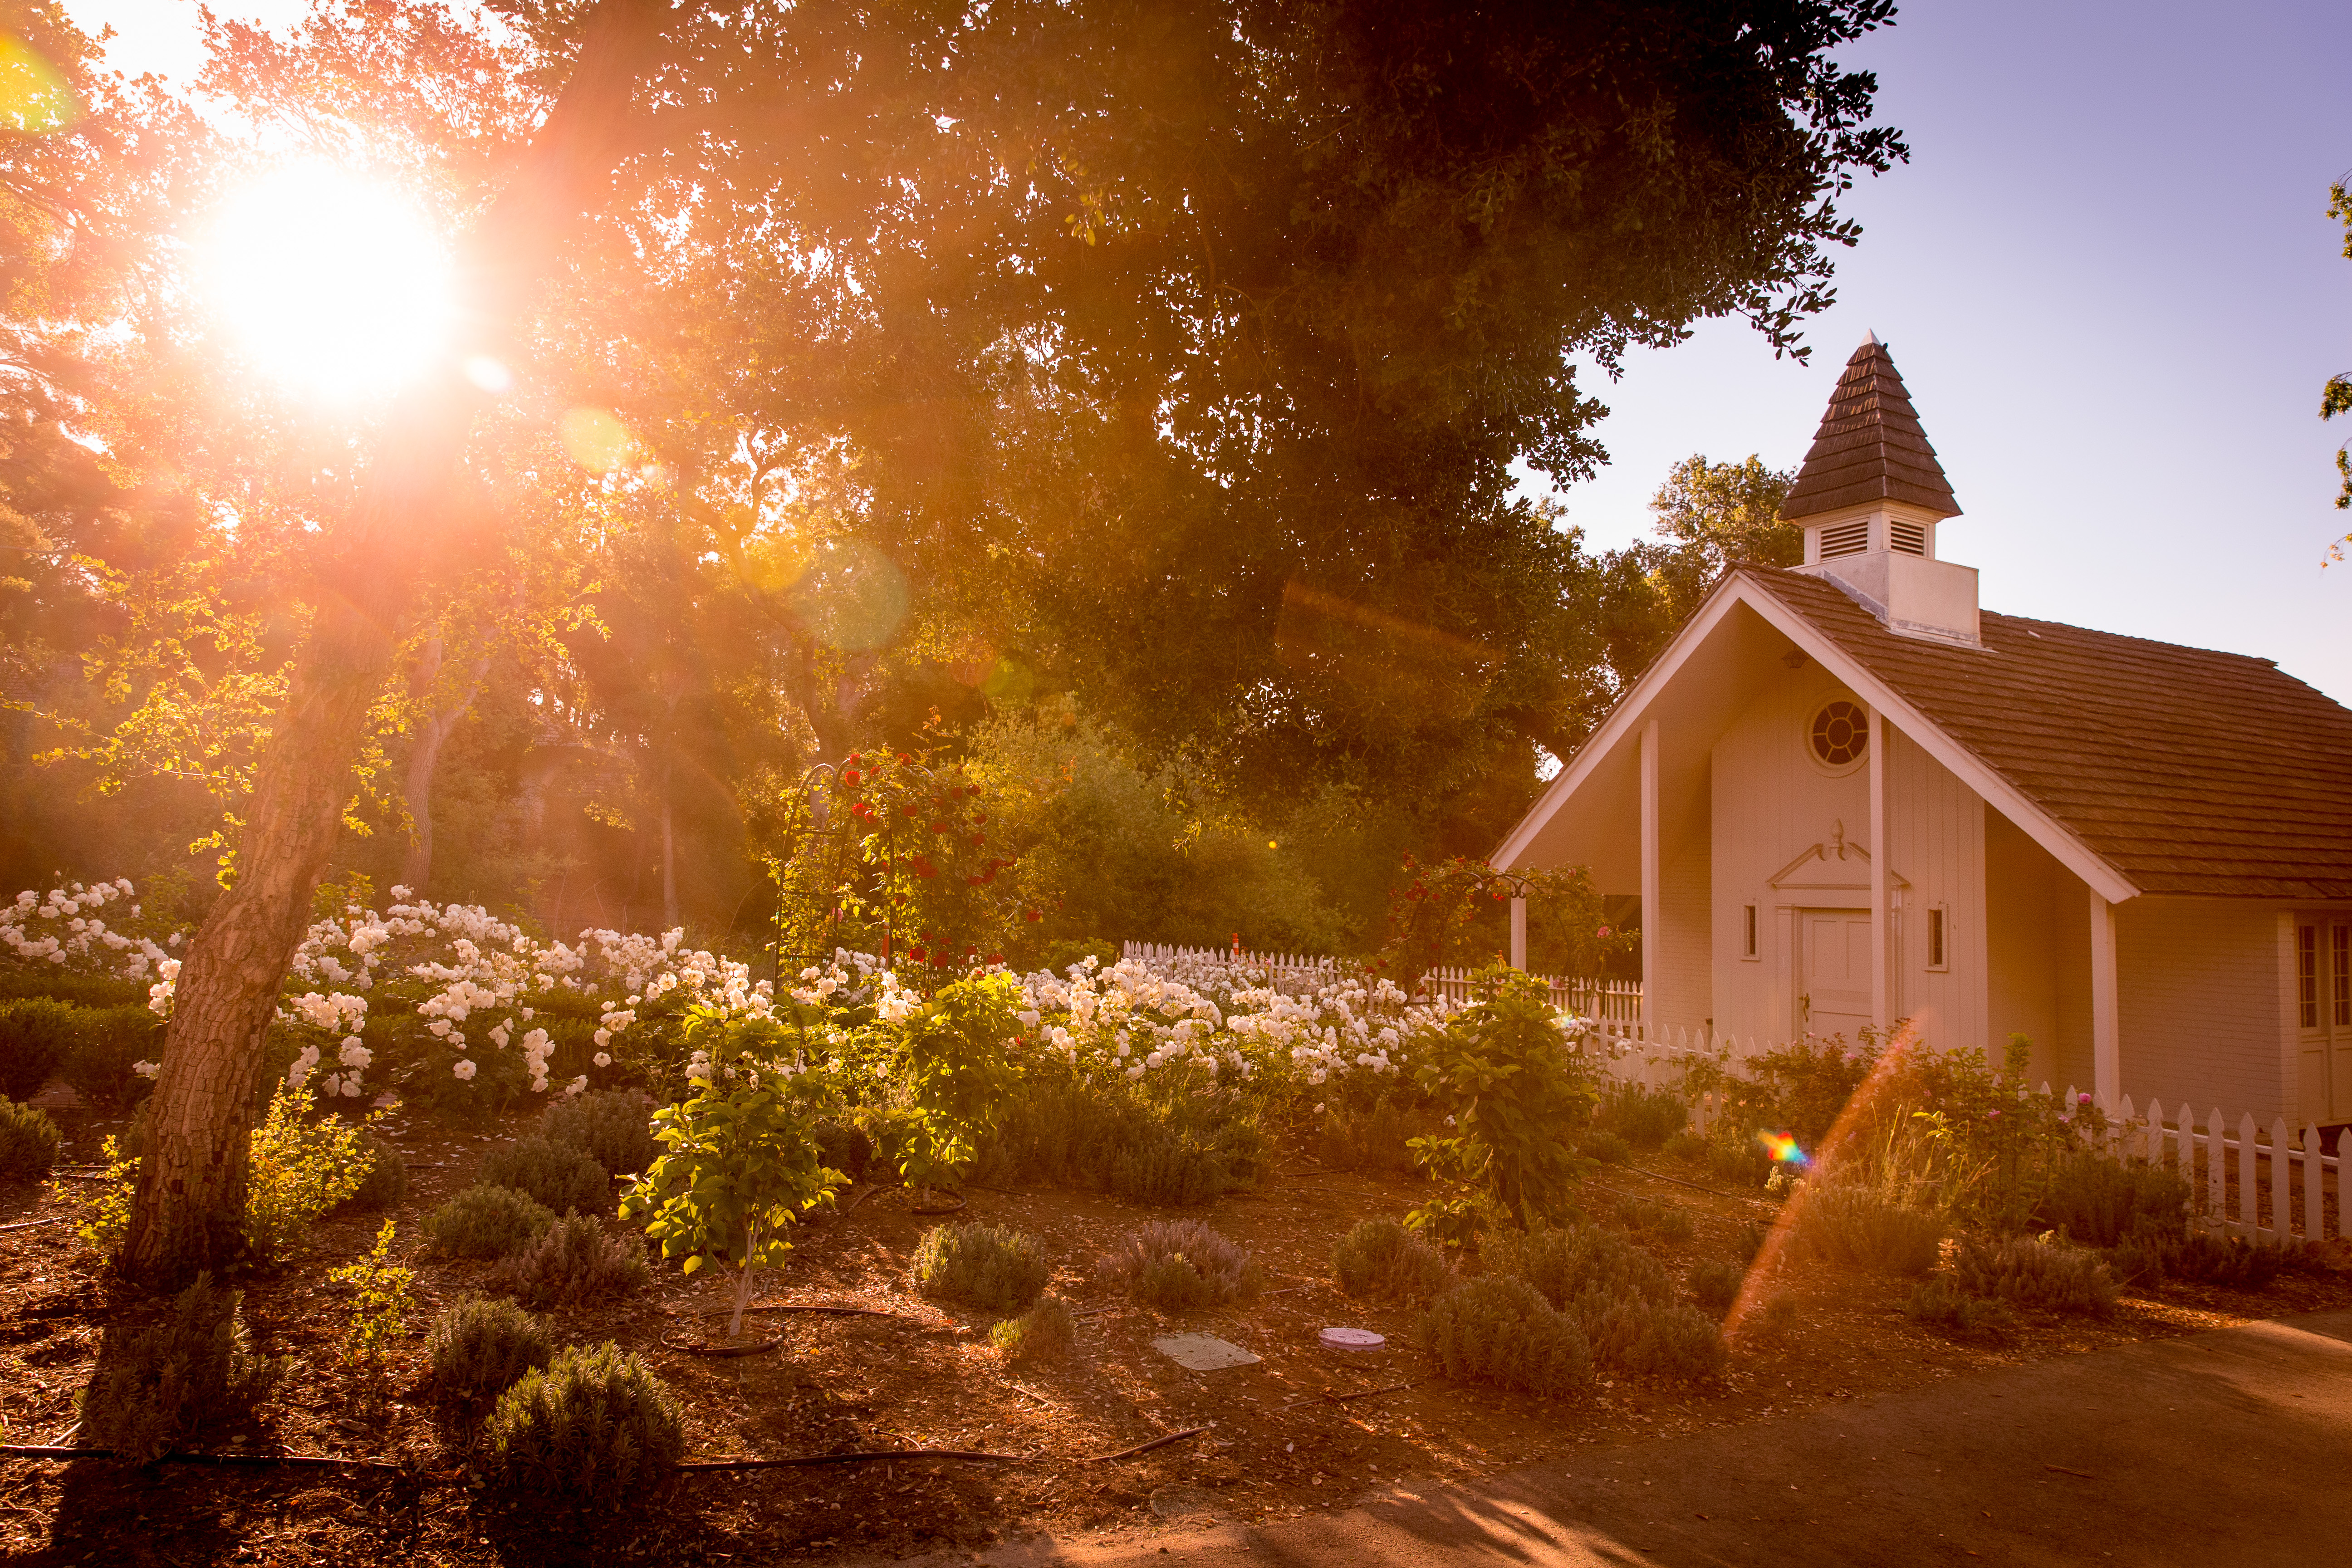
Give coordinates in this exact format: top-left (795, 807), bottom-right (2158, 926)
top-left (2296, 918), bottom-right (2352, 1122)
top-left (1799, 908), bottom-right (1874, 1043)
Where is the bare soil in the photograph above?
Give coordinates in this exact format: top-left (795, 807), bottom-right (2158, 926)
top-left (4, 1102), bottom-right (2349, 1567)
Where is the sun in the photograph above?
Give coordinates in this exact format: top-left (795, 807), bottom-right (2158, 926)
top-left (202, 162), bottom-right (458, 402)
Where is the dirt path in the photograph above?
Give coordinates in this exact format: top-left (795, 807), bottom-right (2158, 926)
top-left (954, 1308), bottom-right (2352, 1568)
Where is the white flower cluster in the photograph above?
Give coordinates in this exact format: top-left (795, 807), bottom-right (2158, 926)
top-left (1007, 951), bottom-right (1466, 1088)
top-left (0, 880), bottom-right (172, 978)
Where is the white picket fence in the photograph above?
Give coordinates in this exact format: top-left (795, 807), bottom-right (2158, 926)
top-left (1423, 965), bottom-right (1644, 1023)
top-left (1119, 941), bottom-right (1337, 987)
top-left (1576, 1019), bottom-right (2346, 1248)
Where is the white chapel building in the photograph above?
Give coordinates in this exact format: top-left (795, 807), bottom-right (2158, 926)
top-left (1494, 336), bottom-right (2352, 1125)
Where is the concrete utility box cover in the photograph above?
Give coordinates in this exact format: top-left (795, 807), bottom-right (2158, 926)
top-left (1319, 1326), bottom-right (1385, 1351)
top-left (1153, 1333), bottom-right (1260, 1371)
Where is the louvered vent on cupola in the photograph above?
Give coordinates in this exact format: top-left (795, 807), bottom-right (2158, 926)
top-left (1889, 519), bottom-right (1928, 556)
top-left (1819, 518), bottom-right (1870, 559)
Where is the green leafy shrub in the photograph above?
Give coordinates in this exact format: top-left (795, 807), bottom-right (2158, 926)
top-left (2039, 1156), bottom-right (2190, 1248)
top-left (62, 1004), bottom-right (164, 1110)
top-left (328, 1220), bottom-right (416, 1375)
top-left (0, 997), bottom-right (77, 1099)
top-left (482, 1342), bottom-right (684, 1500)
top-left (539, 1089), bottom-right (659, 1179)
top-left (423, 1184), bottom-right (556, 1260)
top-left (1798, 1186), bottom-right (1944, 1275)
top-left (1688, 1259), bottom-right (1742, 1318)
top-left (622, 1008), bottom-right (843, 1338)
top-left (0, 974), bottom-right (147, 1008)
top-left (426, 1296), bottom-right (554, 1403)
top-left (1593, 1083), bottom-right (1687, 1151)
top-left (1612, 1196), bottom-right (1694, 1243)
top-left (480, 1137), bottom-right (610, 1217)
top-left (1583, 1130), bottom-right (1632, 1165)
top-left (1491, 1223), bottom-right (1674, 1313)
top-left (1332, 1218), bottom-right (1454, 1304)
top-left (1098, 1220), bottom-right (1263, 1311)
top-left (488, 1213), bottom-right (651, 1309)
top-left (78, 1274), bottom-right (284, 1464)
top-left (239, 1086), bottom-right (370, 1262)
top-left (896, 974), bottom-right (1023, 1194)
top-left (990, 1296), bottom-right (1074, 1363)
top-left (1408, 970), bottom-right (1597, 1235)
top-left (913, 1222), bottom-right (1051, 1313)
top-left (0, 1095), bottom-right (60, 1178)
top-left (1953, 1234), bottom-right (2116, 1316)
top-left (1663, 1129), bottom-right (1709, 1165)
top-left (1417, 1275), bottom-right (1591, 1398)
top-left (340, 1127), bottom-right (408, 1213)
top-left (1903, 1278), bottom-right (2016, 1342)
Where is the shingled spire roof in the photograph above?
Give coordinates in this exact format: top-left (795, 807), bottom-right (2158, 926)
top-left (1779, 334), bottom-right (1961, 522)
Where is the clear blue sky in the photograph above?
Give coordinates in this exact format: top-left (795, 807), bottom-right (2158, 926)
top-left (71, 0), bottom-right (2352, 701)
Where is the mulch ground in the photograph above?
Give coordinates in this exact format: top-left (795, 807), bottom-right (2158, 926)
top-left (5, 1101), bottom-right (2350, 1568)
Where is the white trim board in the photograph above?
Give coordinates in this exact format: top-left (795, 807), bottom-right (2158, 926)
top-left (1492, 571), bottom-right (2139, 906)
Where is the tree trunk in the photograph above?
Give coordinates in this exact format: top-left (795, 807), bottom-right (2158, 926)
top-left (399, 637), bottom-right (492, 895)
top-left (121, 0), bottom-right (684, 1288)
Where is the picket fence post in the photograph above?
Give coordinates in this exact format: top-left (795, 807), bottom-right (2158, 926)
top-left (2303, 1123), bottom-right (2324, 1243)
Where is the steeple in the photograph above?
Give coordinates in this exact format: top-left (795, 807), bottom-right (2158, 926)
top-left (1786, 335), bottom-right (1980, 647)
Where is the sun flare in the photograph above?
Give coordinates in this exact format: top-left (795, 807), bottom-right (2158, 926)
top-left (202, 162), bottom-right (457, 401)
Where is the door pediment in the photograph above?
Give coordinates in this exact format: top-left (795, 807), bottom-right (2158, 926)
top-left (1769, 821), bottom-right (1909, 894)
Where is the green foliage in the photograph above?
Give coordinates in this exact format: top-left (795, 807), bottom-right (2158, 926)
top-left (1332, 1219), bottom-right (1454, 1305)
top-left (426, 1296), bottom-right (554, 1405)
top-left (912, 1222), bottom-right (1051, 1314)
top-left (0, 975), bottom-right (151, 1008)
top-left (1316, 1098), bottom-right (1431, 1175)
top-left (78, 1274), bottom-right (283, 1464)
top-left (2116, 1226), bottom-right (2285, 1290)
top-left (61, 1004), bottom-right (162, 1110)
top-left (489, 1213), bottom-right (652, 1310)
top-left (1098, 1220), bottom-right (1263, 1312)
top-left (1583, 1130), bottom-right (1632, 1166)
top-left (479, 1137), bottom-right (610, 1217)
top-left (812, 1119), bottom-right (872, 1184)
top-left (621, 1007), bottom-right (843, 1338)
top-left (1407, 968), bottom-right (1595, 1235)
top-left (340, 1127), bottom-right (408, 1213)
top-left (1593, 1083), bottom-right (1687, 1152)
top-left (482, 1342), bottom-right (684, 1500)
top-left (0, 1095), bottom-right (60, 1178)
top-left (895, 973), bottom-right (1022, 1193)
top-left (969, 1064), bottom-right (1263, 1205)
top-left (1490, 1223), bottom-right (1674, 1314)
top-left (1903, 1278), bottom-right (2016, 1343)
top-left (1581, 1292), bottom-right (1726, 1382)
top-left (0, 997), bottom-right (77, 1099)
top-left (1611, 1197), bottom-right (1694, 1244)
top-left (1797, 1186), bottom-right (1945, 1276)
top-left (423, 1184), bottom-right (555, 1260)
top-left (1417, 1275), bottom-right (1592, 1399)
top-left (327, 1220), bottom-right (416, 1374)
top-left (990, 1296), bottom-right (1074, 1364)
top-left (1688, 1259), bottom-right (1742, 1318)
top-left (1380, 858), bottom-right (1631, 991)
top-left (240, 1088), bottom-right (371, 1263)
top-left (1953, 1234), bottom-right (2116, 1317)
top-left (2039, 1156), bottom-right (2189, 1248)
top-left (539, 1088), bottom-right (659, 1179)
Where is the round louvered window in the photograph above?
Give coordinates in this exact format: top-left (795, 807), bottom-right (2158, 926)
top-left (1809, 700), bottom-right (1868, 768)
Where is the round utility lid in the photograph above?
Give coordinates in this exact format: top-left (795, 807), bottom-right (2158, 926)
top-left (1318, 1326), bottom-right (1386, 1351)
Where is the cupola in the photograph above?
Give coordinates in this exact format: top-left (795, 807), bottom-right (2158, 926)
top-left (1784, 333), bottom-right (1981, 647)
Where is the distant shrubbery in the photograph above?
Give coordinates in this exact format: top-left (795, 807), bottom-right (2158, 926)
top-left (424, 1185), bottom-right (556, 1260)
top-left (539, 1090), bottom-right (659, 1180)
top-left (1592, 1083), bottom-right (1686, 1152)
top-left (479, 1138), bottom-right (610, 1217)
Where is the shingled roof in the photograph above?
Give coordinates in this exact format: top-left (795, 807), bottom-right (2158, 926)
top-left (1780, 337), bottom-right (1961, 523)
top-left (1744, 568), bottom-right (2352, 900)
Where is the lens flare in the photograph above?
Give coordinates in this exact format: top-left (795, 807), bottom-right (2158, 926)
top-left (559, 407), bottom-right (634, 471)
top-left (1757, 1130), bottom-right (1808, 1167)
top-left (201, 162), bottom-right (456, 400)
top-left (0, 34), bottom-right (74, 132)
